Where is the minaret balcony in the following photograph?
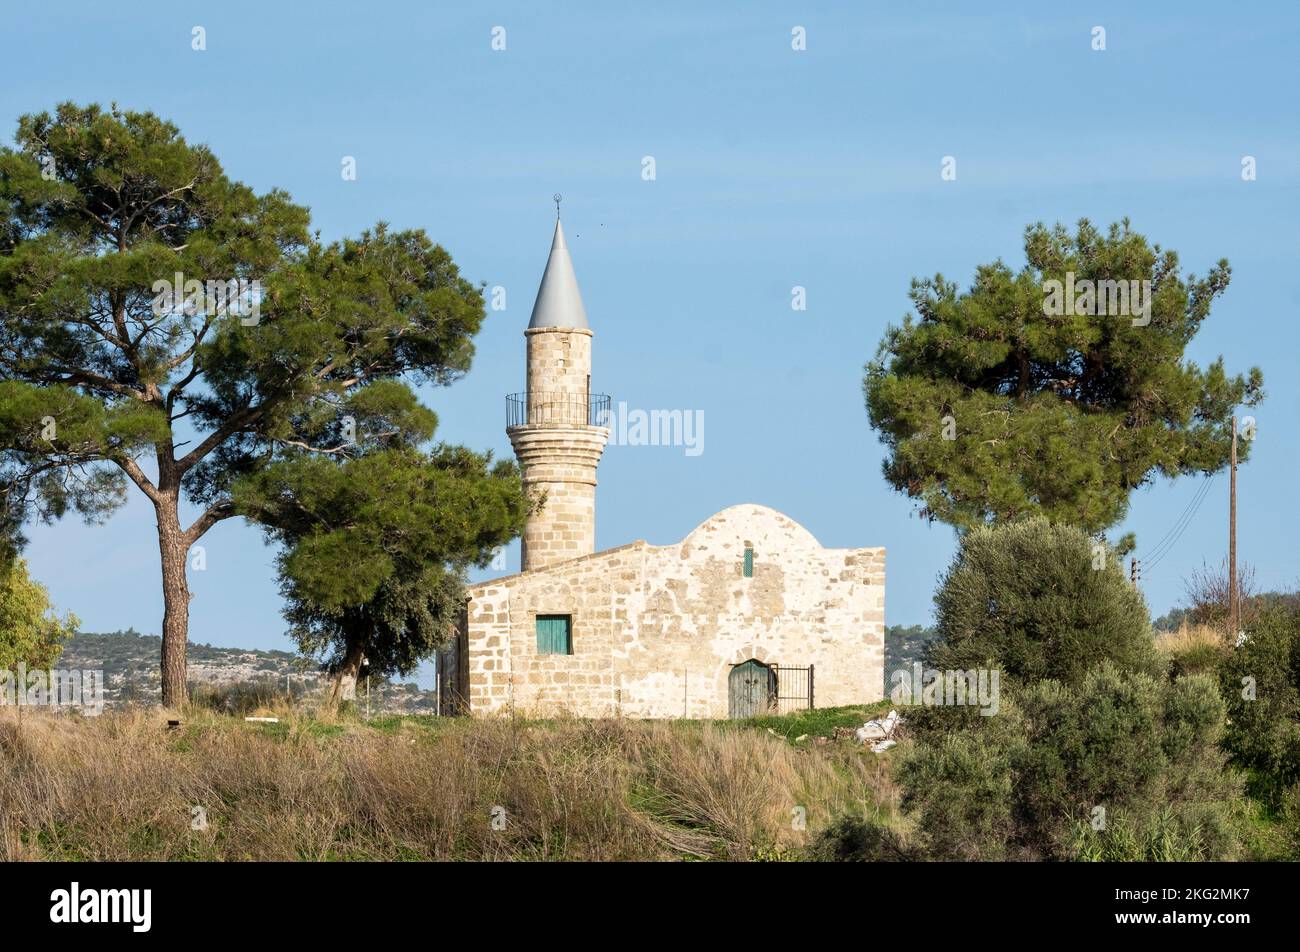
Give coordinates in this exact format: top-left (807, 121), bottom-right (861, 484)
top-left (507, 392), bottom-right (611, 428)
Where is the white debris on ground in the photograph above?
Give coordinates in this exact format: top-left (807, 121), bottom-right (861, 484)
top-left (853, 709), bottom-right (901, 753)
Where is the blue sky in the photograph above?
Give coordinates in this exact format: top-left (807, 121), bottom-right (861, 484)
top-left (5, 2), bottom-right (1300, 684)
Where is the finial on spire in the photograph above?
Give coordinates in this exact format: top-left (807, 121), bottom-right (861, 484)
top-left (553, 193), bottom-right (562, 219)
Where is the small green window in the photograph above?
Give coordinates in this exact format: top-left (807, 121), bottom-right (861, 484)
top-left (535, 614), bottom-right (572, 654)
top-left (743, 546), bottom-right (754, 578)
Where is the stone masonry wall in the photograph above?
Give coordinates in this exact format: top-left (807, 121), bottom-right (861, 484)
top-left (452, 505), bottom-right (885, 718)
top-left (508, 427), bottom-right (606, 570)
top-left (511, 326), bottom-right (607, 571)
top-left (525, 326), bottom-right (591, 404)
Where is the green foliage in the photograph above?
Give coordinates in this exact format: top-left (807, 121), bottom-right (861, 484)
top-left (1, 103), bottom-right (304, 521)
top-left (885, 622), bottom-right (939, 679)
top-left (1153, 605), bottom-right (1191, 632)
top-left (928, 517), bottom-right (1159, 685)
top-left (0, 557), bottom-right (78, 668)
top-left (743, 702), bottom-right (892, 742)
top-left (231, 444), bottom-right (530, 682)
top-left (1219, 605), bottom-right (1300, 801)
top-left (864, 219), bottom-right (1262, 533)
top-left (0, 381), bottom-right (167, 555)
top-left (1277, 784), bottom-right (1300, 859)
top-left (898, 665), bottom-right (1242, 861)
top-left (897, 708), bottom-right (1024, 859)
top-left (1070, 806), bottom-right (1212, 862)
top-left (809, 815), bottom-right (917, 861)
top-left (1167, 641), bottom-right (1226, 680)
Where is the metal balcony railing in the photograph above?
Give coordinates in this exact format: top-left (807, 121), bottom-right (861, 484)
top-left (506, 392), bottom-right (611, 428)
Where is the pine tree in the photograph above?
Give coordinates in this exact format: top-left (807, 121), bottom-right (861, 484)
top-left (231, 445), bottom-right (530, 705)
top-left (864, 219), bottom-right (1263, 533)
top-left (1, 103), bottom-right (487, 704)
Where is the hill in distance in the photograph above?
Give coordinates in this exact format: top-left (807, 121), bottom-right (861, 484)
top-left (58, 629), bottom-right (437, 713)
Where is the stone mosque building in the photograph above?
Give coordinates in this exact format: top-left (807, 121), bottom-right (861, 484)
top-left (437, 217), bottom-right (885, 718)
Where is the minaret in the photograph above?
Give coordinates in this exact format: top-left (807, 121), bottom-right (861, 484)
top-left (507, 211), bottom-right (609, 571)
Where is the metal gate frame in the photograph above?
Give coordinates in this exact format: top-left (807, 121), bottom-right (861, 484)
top-left (772, 663), bottom-right (815, 713)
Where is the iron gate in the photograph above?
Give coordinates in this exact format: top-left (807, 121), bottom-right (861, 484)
top-left (772, 664), bottom-right (814, 713)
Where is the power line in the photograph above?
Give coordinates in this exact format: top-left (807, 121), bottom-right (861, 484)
top-left (1143, 474), bottom-right (1218, 572)
top-left (1144, 480), bottom-right (1213, 570)
top-left (1143, 473), bottom-right (1215, 558)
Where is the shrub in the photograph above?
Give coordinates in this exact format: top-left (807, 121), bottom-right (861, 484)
top-left (1219, 604), bottom-right (1300, 801)
top-left (809, 815), bottom-right (917, 862)
top-left (898, 664), bottom-right (1242, 861)
top-left (1156, 622), bottom-right (1227, 679)
top-left (187, 680), bottom-right (284, 717)
top-left (1070, 806), bottom-right (1213, 862)
top-left (897, 718), bottom-right (1024, 859)
top-left (1277, 784), bottom-right (1300, 860)
top-left (928, 517), bottom-right (1159, 686)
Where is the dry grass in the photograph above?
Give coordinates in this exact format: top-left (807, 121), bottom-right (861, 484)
top-left (1154, 620), bottom-right (1227, 655)
top-left (0, 706), bottom-right (898, 861)
top-left (1155, 620), bottom-right (1229, 678)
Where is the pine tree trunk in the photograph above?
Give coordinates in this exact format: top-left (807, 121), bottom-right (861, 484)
top-left (329, 641), bottom-right (366, 709)
top-left (156, 492), bottom-right (191, 708)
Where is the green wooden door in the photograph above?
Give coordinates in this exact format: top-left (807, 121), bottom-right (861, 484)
top-left (729, 660), bottom-right (775, 718)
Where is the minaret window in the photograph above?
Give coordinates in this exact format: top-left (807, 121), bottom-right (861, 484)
top-left (743, 544), bottom-right (754, 578)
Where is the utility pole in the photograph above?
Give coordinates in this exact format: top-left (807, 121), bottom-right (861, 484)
top-left (1229, 415), bottom-right (1238, 638)
top-left (1130, 558), bottom-right (1140, 589)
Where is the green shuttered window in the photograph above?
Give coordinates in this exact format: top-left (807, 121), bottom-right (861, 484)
top-left (743, 546), bottom-right (754, 578)
top-left (536, 614), bottom-right (573, 654)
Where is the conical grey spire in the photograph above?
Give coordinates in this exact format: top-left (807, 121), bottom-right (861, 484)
top-left (528, 219), bottom-right (588, 329)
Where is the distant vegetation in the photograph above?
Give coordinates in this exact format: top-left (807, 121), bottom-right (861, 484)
top-left (59, 629), bottom-right (436, 713)
top-left (884, 624), bottom-right (938, 681)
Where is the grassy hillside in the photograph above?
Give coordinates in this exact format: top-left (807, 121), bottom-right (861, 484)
top-left (0, 705), bottom-right (902, 861)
